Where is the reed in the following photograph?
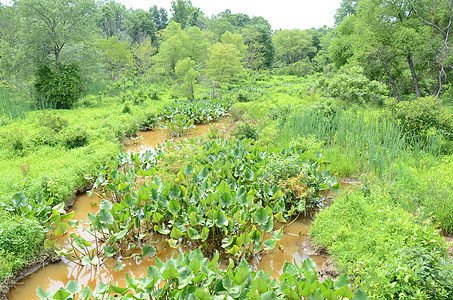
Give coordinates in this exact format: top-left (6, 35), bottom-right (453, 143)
top-left (279, 108), bottom-right (441, 177)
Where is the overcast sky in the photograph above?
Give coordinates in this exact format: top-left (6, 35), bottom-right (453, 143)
top-left (117, 0), bottom-right (342, 30)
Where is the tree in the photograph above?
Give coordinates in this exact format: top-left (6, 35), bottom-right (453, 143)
top-left (170, 0), bottom-right (202, 28)
top-left (241, 19), bottom-right (275, 70)
top-left (334, 0), bottom-right (361, 25)
top-left (174, 57), bottom-right (198, 99)
top-left (96, 0), bottom-right (127, 39)
top-left (330, 0), bottom-right (447, 100)
top-left (130, 36), bottom-right (155, 76)
top-left (0, 3), bottom-right (24, 84)
top-left (149, 5), bottom-right (168, 31)
top-left (97, 36), bottom-right (132, 80)
top-left (154, 21), bottom-right (208, 76)
top-left (273, 29), bottom-right (316, 65)
top-left (125, 9), bottom-right (156, 45)
top-left (17, 0), bottom-right (97, 72)
top-left (221, 31), bottom-right (246, 60)
top-left (206, 42), bottom-right (245, 89)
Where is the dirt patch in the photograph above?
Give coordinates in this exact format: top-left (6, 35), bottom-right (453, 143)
top-left (1, 250), bottom-right (60, 300)
top-left (300, 238), bottom-right (338, 280)
top-left (320, 258), bottom-right (340, 280)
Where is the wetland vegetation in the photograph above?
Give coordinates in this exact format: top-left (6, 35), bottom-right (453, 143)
top-left (0, 0), bottom-right (453, 299)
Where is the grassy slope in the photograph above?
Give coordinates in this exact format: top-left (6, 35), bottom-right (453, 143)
top-left (0, 92), bottom-right (170, 284)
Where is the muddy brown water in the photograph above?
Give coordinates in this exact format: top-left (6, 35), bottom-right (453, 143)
top-left (8, 118), bottom-right (329, 299)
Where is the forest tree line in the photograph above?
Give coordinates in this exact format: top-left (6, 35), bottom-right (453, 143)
top-left (0, 0), bottom-right (451, 107)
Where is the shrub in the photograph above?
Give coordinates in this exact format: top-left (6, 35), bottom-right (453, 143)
top-left (231, 122), bottom-right (259, 140)
top-left (39, 111), bottom-right (68, 132)
top-left (311, 189), bottom-right (452, 299)
top-left (61, 127), bottom-right (89, 149)
top-left (35, 64), bottom-right (84, 109)
top-left (319, 66), bottom-right (387, 105)
top-left (0, 216), bottom-right (44, 259)
top-left (387, 96), bottom-right (453, 144)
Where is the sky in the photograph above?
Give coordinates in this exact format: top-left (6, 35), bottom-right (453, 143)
top-left (117, 0), bottom-right (343, 30)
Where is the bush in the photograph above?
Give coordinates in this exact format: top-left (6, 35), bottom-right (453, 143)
top-left (311, 189), bottom-right (453, 299)
top-left (387, 96), bottom-right (453, 144)
top-left (35, 64), bottom-right (84, 109)
top-left (231, 122), bottom-right (259, 140)
top-left (319, 66), bottom-right (387, 105)
top-left (61, 127), bottom-right (89, 149)
top-left (39, 111), bottom-right (68, 132)
top-left (0, 216), bottom-right (44, 259)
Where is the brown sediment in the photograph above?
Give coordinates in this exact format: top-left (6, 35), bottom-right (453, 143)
top-left (1, 250), bottom-right (60, 300)
top-left (123, 117), bottom-right (234, 152)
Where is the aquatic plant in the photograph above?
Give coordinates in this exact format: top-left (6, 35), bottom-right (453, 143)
top-left (37, 249), bottom-right (370, 300)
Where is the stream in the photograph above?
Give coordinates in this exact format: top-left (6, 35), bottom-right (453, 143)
top-left (8, 118), bottom-right (327, 299)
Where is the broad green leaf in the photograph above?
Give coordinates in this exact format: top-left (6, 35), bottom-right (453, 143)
top-left (152, 212), bottom-right (163, 223)
top-left (79, 287), bottom-right (92, 300)
top-left (147, 265), bottom-right (160, 279)
top-left (170, 227), bottom-right (184, 239)
top-left (52, 289), bottom-right (71, 300)
top-left (55, 222), bottom-right (69, 236)
top-left (103, 246), bottom-right (117, 257)
top-left (214, 210), bottom-right (228, 227)
top-left (112, 261), bottom-right (126, 272)
top-left (66, 281), bottom-right (82, 294)
top-left (198, 167), bottom-right (210, 181)
top-left (274, 212), bottom-right (286, 223)
top-left (98, 209), bottom-right (114, 224)
top-left (168, 199), bottom-right (180, 213)
top-left (195, 287), bottom-right (210, 299)
top-left (142, 244), bottom-right (156, 258)
top-left (263, 239), bottom-right (277, 251)
top-left (166, 239), bottom-right (179, 248)
top-left (270, 228), bottom-right (283, 240)
top-left (334, 273), bottom-right (351, 289)
top-left (81, 255), bottom-right (99, 266)
top-left (189, 258), bottom-right (201, 274)
top-left (227, 245), bottom-right (241, 255)
top-left (107, 285), bottom-right (129, 295)
top-left (100, 199), bottom-right (113, 211)
top-left (334, 285), bottom-right (354, 298)
top-left (219, 192), bottom-right (233, 208)
top-left (253, 207), bottom-right (269, 225)
top-left (234, 267), bottom-right (250, 285)
top-left (262, 291), bottom-right (277, 300)
top-left (250, 229), bottom-right (261, 244)
top-left (251, 276), bottom-right (268, 294)
top-left (36, 286), bottom-right (52, 299)
top-left (169, 184), bottom-right (181, 199)
top-left (118, 182), bottom-right (128, 191)
top-left (162, 265), bottom-right (179, 280)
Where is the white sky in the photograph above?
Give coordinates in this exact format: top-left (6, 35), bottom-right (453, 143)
top-left (117, 0), bottom-right (342, 30)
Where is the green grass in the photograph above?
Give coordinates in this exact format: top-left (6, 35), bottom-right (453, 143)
top-left (0, 87), bottom-right (32, 121)
top-left (311, 188), bottom-right (453, 299)
top-left (0, 85), bottom-right (174, 285)
top-left (278, 108), bottom-right (410, 177)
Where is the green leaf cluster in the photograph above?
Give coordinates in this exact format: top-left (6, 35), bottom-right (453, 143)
top-left (38, 249), bottom-right (369, 300)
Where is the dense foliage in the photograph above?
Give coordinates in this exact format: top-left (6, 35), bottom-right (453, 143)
top-left (37, 250), bottom-right (369, 300)
top-left (0, 0), bottom-right (452, 298)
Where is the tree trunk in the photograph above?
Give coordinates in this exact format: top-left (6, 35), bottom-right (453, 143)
top-left (381, 59), bottom-right (402, 102)
top-left (54, 47), bottom-right (61, 72)
top-left (407, 53), bottom-right (421, 97)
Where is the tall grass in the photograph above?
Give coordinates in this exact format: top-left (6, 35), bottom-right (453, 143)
top-left (0, 88), bottom-right (31, 120)
top-left (278, 108), bottom-right (439, 176)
